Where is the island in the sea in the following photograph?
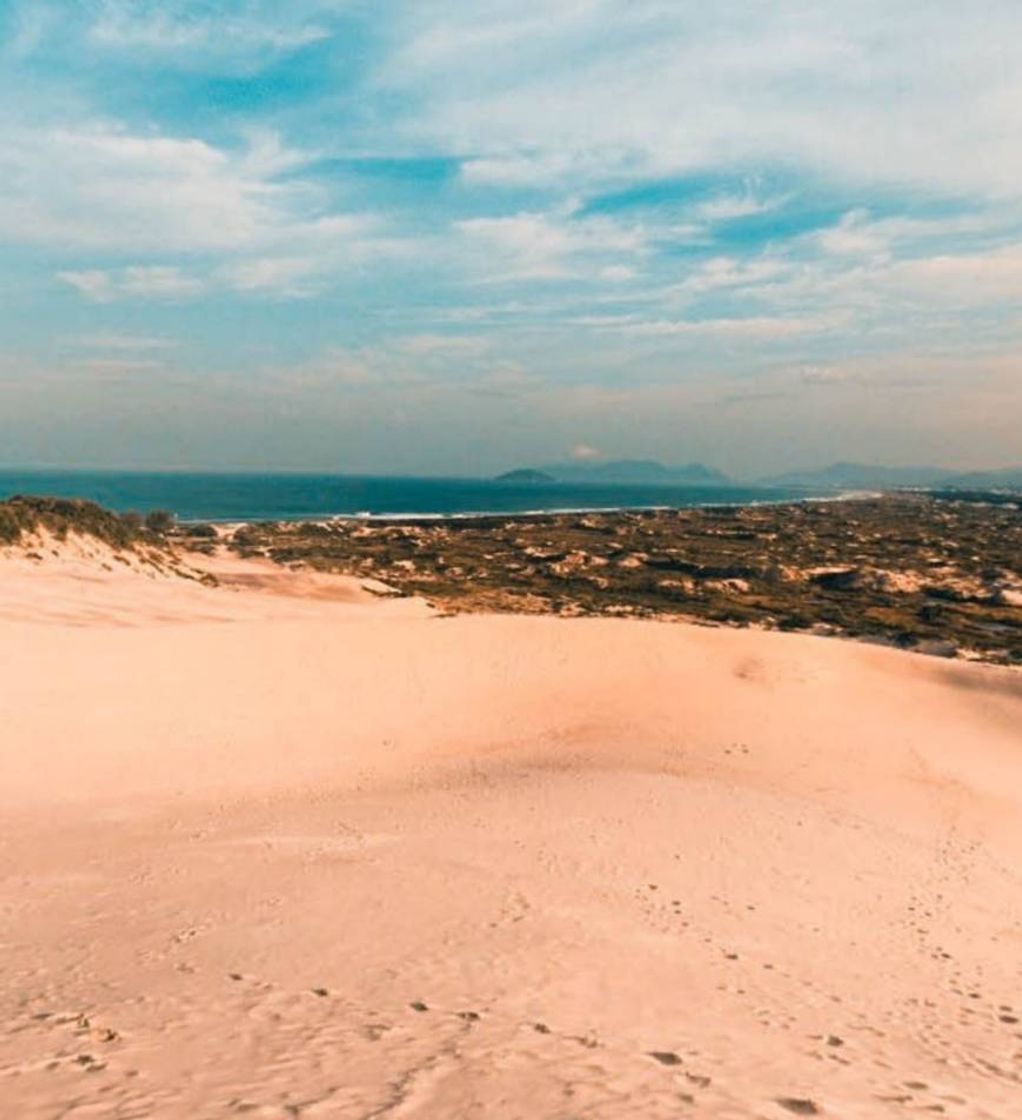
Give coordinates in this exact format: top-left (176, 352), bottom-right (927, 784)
top-left (500, 458), bottom-right (733, 485)
top-left (496, 457), bottom-right (1022, 490)
top-left (494, 468), bottom-right (556, 484)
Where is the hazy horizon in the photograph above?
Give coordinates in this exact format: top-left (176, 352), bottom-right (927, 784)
top-left (1, 2), bottom-right (1020, 475)
top-left (1, 456), bottom-right (1019, 486)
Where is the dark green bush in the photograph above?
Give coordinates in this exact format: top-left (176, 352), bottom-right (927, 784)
top-left (0, 496), bottom-right (143, 549)
top-left (144, 509), bottom-right (176, 535)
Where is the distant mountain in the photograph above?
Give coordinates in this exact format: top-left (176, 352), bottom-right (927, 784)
top-left (938, 466), bottom-right (1022, 490)
top-left (532, 459), bottom-right (732, 485)
top-left (500, 459), bottom-right (1022, 493)
top-left (762, 462), bottom-right (952, 489)
top-left (761, 461), bottom-right (1022, 492)
top-left (494, 468), bottom-right (555, 484)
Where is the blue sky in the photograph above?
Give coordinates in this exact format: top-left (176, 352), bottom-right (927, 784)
top-left (1, 0), bottom-right (1020, 475)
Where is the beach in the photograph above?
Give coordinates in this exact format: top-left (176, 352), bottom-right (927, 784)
top-left (1, 539), bottom-right (1020, 1119)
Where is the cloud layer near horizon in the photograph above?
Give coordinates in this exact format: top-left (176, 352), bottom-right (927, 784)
top-left (1, 1), bottom-right (1020, 474)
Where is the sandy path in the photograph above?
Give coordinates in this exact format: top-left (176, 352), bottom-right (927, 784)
top-left (1, 555), bottom-right (1020, 1118)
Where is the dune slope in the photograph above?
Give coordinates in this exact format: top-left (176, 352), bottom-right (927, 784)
top-left (1, 553), bottom-right (1020, 1119)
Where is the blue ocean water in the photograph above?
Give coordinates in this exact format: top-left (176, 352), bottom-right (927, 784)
top-left (0, 470), bottom-right (819, 522)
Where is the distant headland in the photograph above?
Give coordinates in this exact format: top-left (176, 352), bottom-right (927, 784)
top-left (494, 468), bottom-right (556, 484)
top-left (496, 459), bottom-right (1022, 491)
top-left (495, 459), bottom-right (731, 486)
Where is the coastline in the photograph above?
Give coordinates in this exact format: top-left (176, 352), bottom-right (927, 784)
top-left (185, 489), bottom-right (873, 525)
top-left (0, 467), bottom-right (830, 523)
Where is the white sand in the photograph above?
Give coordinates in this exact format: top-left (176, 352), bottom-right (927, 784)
top-left (1, 546), bottom-right (1020, 1118)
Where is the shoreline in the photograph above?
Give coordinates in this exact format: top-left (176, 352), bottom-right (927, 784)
top-left (183, 489), bottom-right (879, 526)
top-left (187, 490), bottom-right (865, 524)
top-left (0, 468), bottom-right (854, 523)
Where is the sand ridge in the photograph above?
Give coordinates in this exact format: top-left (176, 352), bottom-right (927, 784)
top-left (1, 551), bottom-right (1020, 1118)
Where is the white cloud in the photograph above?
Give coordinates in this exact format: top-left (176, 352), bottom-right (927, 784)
top-left (58, 266), bottom-right (204, 302)
top-left (87, 2), bottom-right (330, 56)
top-left (599, 265), bottom-right (637, 282)
top-left (120, 267), bottom-right (205, 298)
top-left (386, 1), bottom-right (1022, 198)
top-left (459, 149), bottom-right (634, 189)
top-left (815, 210), bottom-right (891, 258)
top-left (0, 124), bottom-right (368, 255)
top-left (399, 334), bottom-right (489, 357)
top-left (673, 256), bottom-right (789, 296)
top-left (743, 238), bottom-right (1022, 322)
top-left (457, 214), bottom-right (573, 279)
top-left (392, 4), bottom-right (595, 73)
top-left (458, 211), bottom-right (646, 280)
top-left (218, 256), bottom-right (321, 298)
top-left (889, 245), bottom-right (1022, 303)
top-left (71, 333), bottom-right (178, 351)
top-left (693, 193), bottom-right (781, 223)
top-left (56, 271), bottom-right (116, 302)
top-left (596, 314), bottom-right (842, 339)
top-left (267, 333), bottom-right (505, 395)
top-left (3, 128), bottom-right (268, 250)
top-left (76, 357), bottom-right (165, 375)
top-left (56, 220), bottom-right (404, 303)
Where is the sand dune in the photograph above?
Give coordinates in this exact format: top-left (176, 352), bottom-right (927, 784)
top-left (1, 549), bottom-right (1020, 1118)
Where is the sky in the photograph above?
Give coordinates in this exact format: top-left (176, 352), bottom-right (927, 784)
top-left (0, 0), bottom-right (1020, 477)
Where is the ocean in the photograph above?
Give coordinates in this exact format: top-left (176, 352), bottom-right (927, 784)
top-left (0, 470), bottom-right (820, 522)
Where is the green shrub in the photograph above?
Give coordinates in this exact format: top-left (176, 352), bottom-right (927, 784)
top-left (144, 509), bottom-right (176, 535)
top-left (0, 495), bottom-right (145, 549)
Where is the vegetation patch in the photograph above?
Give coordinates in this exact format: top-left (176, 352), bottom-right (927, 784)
top-left (0, 495), bottom-right (174, 550)
top-left (217, 495), bottom-right (1021, 664)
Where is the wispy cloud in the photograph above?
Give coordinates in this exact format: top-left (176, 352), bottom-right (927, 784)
top-left (75, 356), bottom-right (165, 375)
top-left (671, 257), bottom-right (790, 297)
top-left (88, 2), bottom-right (331, 55)
top-left (386, 2), bottom-right (1022, 197)
top-left (70, 333), bottom-right (178, 351)
top-left (0, 125), bottom-right (370, 257)
top-left (693, 192), bottom-right (783, 223)
top-left (58, 267), bottom-right (205, 302)
top-left (399, 334), bottom-right (489, 358)
top-left (457, 211), bottom-right (646, 280)
top-left (588, 313), bottom-right (843, 340)
top-left (217, 256), bottom-right (322, 298)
